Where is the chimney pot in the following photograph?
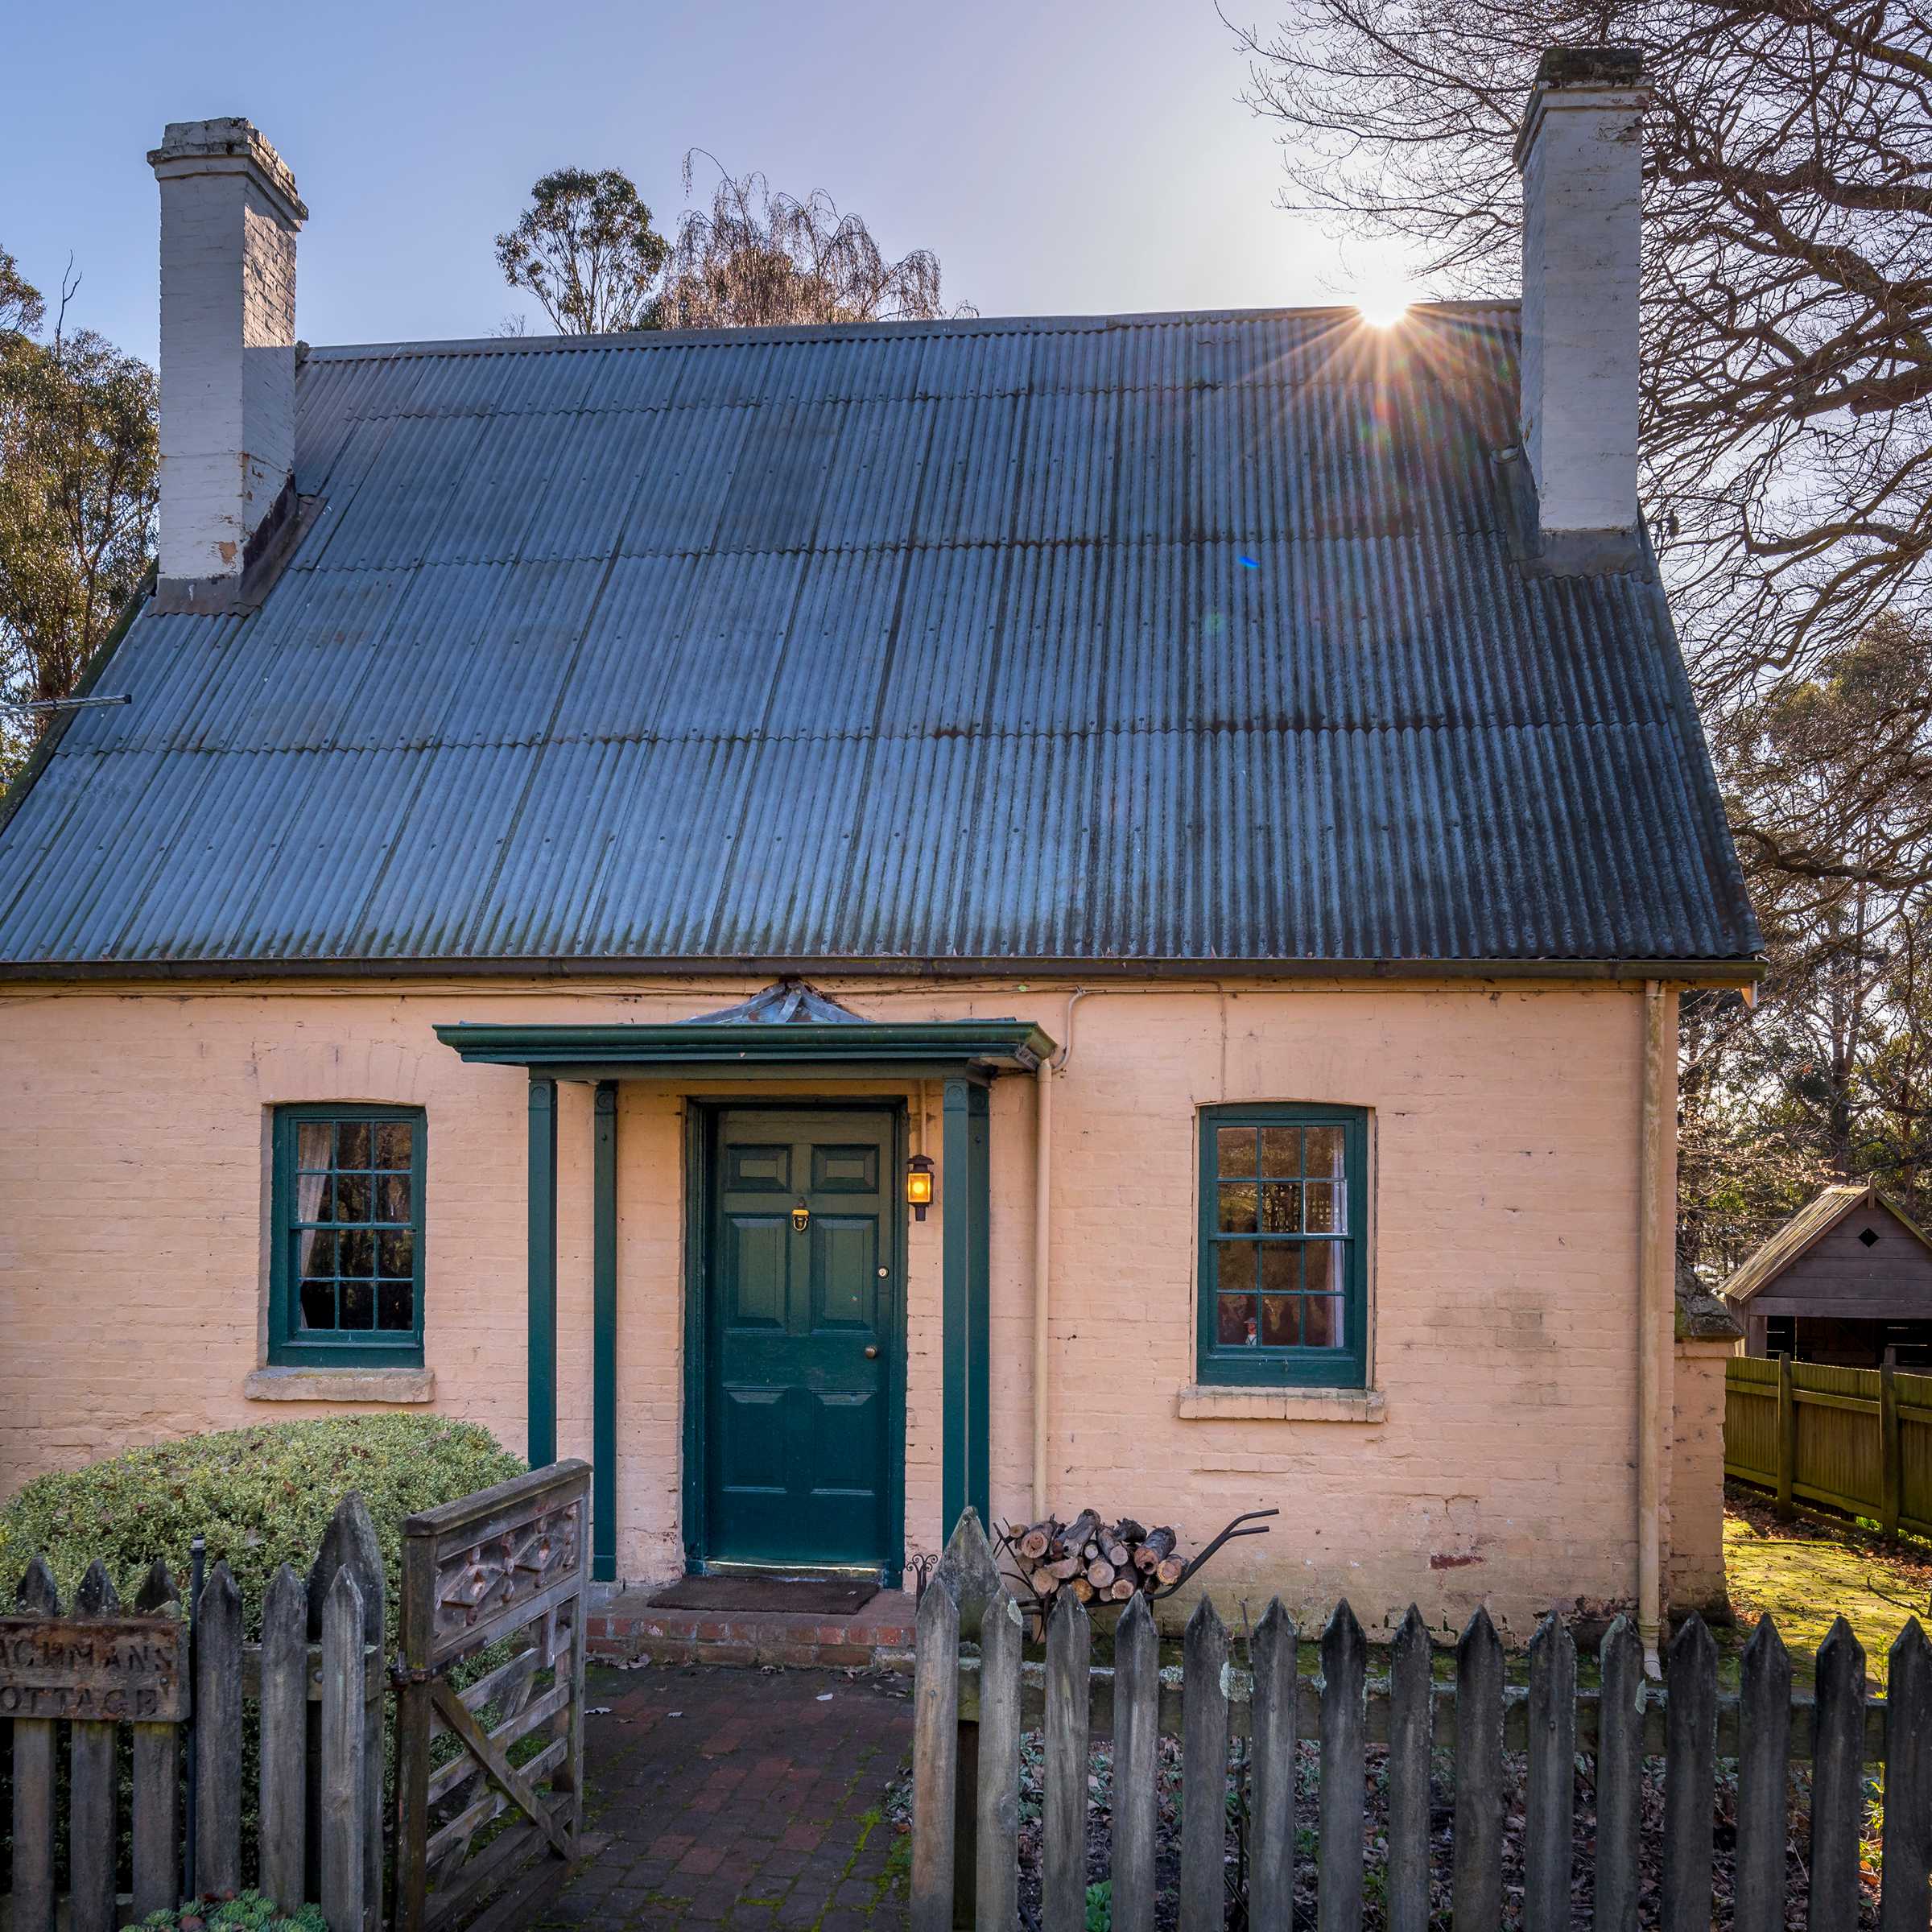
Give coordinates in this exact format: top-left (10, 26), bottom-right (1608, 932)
top-left (1514, 47), bottom-right (1650, 569)
top-left (149, 118), bottom-right (306, 605)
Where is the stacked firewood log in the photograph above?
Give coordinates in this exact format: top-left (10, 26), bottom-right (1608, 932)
top-left (1007, 1509), bottom-right (1187, 1605)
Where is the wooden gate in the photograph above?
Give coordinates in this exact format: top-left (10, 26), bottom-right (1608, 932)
top-left (394, 1459), bottom-right (590, 1931)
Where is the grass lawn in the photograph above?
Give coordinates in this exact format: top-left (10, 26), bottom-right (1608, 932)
top-left (1721, 1479), bottom-right (1932, 1689)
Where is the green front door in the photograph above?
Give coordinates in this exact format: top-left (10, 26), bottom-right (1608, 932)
top-left (702, 1107), bottom-right (898, 1570)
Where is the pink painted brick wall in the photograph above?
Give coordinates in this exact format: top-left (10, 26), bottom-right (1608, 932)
top-left (0, 977), bottom-right (1689, 1635)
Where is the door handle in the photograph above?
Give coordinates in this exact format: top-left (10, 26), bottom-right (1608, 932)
top-left (864, 1345), bottom-right (880, 1360)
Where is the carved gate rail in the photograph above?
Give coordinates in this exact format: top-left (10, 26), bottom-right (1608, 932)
top-left (394, 1459), bottom-right (589, 1932)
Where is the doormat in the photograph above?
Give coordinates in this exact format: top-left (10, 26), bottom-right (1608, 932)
top-left (648, 1575), bottom-right (880, 1615)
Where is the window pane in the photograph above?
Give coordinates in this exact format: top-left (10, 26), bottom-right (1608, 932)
top-left (378, 1173), bottom-right (411, 1223)
top-left (1218, 1295), bottom-right (1257, 1347)
top-left (374, 1121), bottom-right (412, 1170)
top-left (1305, 1127), bottom-right (1345, 1178)
top-left (337, 1121), bottom-right (372, 1169)
top-left (334, 1173), bottom-right (371, 1224)
top-left (378, 1231), bottom-right (413, 1278)
top-left (339, 1281), bottom-right (374, 1330)
top-left (1304, 1297), bottom-right (1341, 1348)
top-left (304, 1177), bottom-right (335, 1225)
top-left (1303, 1182), bottom-right (1341, 1234)
top-left (1260, 1127), bottom-right (1299, 1178)
top-left (1261, 1245), bottom-right (1299, 1296)
top-left (1260, 1183), bottom-right (1301, 1233)
top-left (338, 1229), bottom-right (375, 1278)
top-left (296, 1121), bottom-right (332, 1170)
top-left (1261, 1294), bottom-right (1301, 1347)
top-left (1216, 1127), bottom-right (1257, 1178)
top-left (378, 1281), bottom-right (415, 1331)
top-left (298, 1230), bottom-right (335, 1281)
top-left (1219, 1241), bottom-right (1257, 1294)
top-left (1305, 1242), bottom-right (1341, 1296)
top-left (299, 1278), bottom-right (336, 1331)
top-left (1218, 1183), bottom-right (1257, 1233)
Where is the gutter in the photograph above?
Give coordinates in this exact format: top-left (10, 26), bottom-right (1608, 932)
top-left (0, 952), bottom-right (1767, 987)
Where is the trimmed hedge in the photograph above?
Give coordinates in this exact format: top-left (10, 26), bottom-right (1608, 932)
top-left (0, 1414), bottom-right (523, 1642)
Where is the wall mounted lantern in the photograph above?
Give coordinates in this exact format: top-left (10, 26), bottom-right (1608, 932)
top-left (906, 1154), bottom-right (935, 1221)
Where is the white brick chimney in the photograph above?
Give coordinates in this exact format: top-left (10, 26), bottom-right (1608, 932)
top-left (1513, 48), bottom-right (1650, 568)
top-left (148, 119), bottom-right (306, 605)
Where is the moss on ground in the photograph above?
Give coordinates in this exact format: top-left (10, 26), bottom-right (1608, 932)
top-left (1720, 1480), bottom-right (1932, 1689)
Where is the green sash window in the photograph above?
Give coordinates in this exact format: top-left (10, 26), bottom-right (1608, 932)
top-left (270, 1104), bottom-right (426, 1367)
top-left (1197, 1104), bottom-right (1367, 1387)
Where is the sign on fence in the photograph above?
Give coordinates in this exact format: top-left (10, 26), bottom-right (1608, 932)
top-left (0, 1612), bottom-right (187, 1719)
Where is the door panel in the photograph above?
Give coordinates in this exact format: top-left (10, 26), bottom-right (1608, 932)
top-left (724, 1217), bottom-right (787, 1327)
top-left (704, 1108), bottom-right (896, 1569)
top-left (811, 1219), bottom-right (875, 1329)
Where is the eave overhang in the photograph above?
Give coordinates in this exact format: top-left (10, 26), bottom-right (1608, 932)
top-left (0, 954), bottom-right (1764, 986)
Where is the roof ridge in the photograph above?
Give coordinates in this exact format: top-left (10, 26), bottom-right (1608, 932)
top-left (299, 298), bottom-right (1521, 365)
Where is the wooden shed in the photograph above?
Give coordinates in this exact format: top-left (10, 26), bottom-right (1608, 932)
top-left (1724, 1183), bottom-right (1932, 1367)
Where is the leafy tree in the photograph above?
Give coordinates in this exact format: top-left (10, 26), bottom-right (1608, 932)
top-left (656, 154), bottom-right (968, 330)
top-left (1231, 0), bottom-right (1932, 857)
top-left (494, 167), bottom-right (671, 334)
top-left (1679, 621), bottom-right (1932, 1273)
top-left (0, 252), bottom-right (156, 777)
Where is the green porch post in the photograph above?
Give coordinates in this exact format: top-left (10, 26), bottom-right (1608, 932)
top-left (527, 1075), bottom-right (559, 1469)
top-left (592, 1081), bottom-right (618, 1581)
top-left (941, 1078), bottom-right (991, 1537)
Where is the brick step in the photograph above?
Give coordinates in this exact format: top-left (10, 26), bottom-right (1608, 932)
top-left (587, 1587), bottom-right (919, 1670)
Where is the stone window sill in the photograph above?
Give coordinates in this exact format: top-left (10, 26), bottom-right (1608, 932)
top-left (1175, 1385), bottom-right (1386, 1423)
top-left (244, 1366), bottom-right (436, 1405)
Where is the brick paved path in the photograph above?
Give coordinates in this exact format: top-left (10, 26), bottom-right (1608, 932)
top-left (533, 1662), bottom-right (915, 1932)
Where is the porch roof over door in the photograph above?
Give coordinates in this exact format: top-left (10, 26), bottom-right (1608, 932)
top-left (433, 1018), bottom-right (1056, 1082)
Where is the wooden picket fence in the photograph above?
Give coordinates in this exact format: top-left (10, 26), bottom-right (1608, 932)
top-left (910, 1510), bottom-right (1932, 1930)
top-left (4, 1491), bottom-right (386, 1932)
top-left (1727, 1353), bottom-right (1932, 1538)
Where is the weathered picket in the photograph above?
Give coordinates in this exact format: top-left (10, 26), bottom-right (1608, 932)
top-left (2, 1492), bottom-right (386, 1931)
top-left (914, 1509), bottom-right (1932, 1929)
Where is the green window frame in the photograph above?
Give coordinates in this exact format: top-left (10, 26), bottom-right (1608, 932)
top-left (269, 1104), bottom-right (426, 1368)
top-left (1197, 1104), bottom-right (1368, 1388)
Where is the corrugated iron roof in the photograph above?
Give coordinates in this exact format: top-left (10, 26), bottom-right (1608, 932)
top-left (0, 303), bottom-right (1760, 972)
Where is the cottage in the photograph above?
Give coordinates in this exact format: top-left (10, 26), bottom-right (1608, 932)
top-left (1725, 1183), bottom-right (1932, 1368)
top-left (0, 50), bottom-right (1759, 1645)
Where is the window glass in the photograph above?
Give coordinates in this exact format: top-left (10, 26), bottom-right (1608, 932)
top-left (273, 1108), bottom-right (423, 1364)
top-left (1199, 1107), bottom-right (1366, 1387)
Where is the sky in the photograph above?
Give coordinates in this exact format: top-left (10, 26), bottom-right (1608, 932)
top-left (1, 0), bottom-right (1421, 364)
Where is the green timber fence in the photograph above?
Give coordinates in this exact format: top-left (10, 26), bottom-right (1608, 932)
top-left (1725, 1354), bottom-right (1932, 1537)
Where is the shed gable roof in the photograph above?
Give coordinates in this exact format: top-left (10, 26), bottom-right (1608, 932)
top-left (0, 303), bottom-right (1760, 974)
top-left (1722, 1183), bottom-right (1932, 1304)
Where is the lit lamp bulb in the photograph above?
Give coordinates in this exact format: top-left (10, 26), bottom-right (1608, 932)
top-left (906, 1154), bottom-right (935, 1221)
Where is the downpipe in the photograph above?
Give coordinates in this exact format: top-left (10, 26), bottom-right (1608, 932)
top-left (1637, 980), bottom-right (1672, 1679)
top-left (1032, 1055), bottom-right (1053, 1522)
